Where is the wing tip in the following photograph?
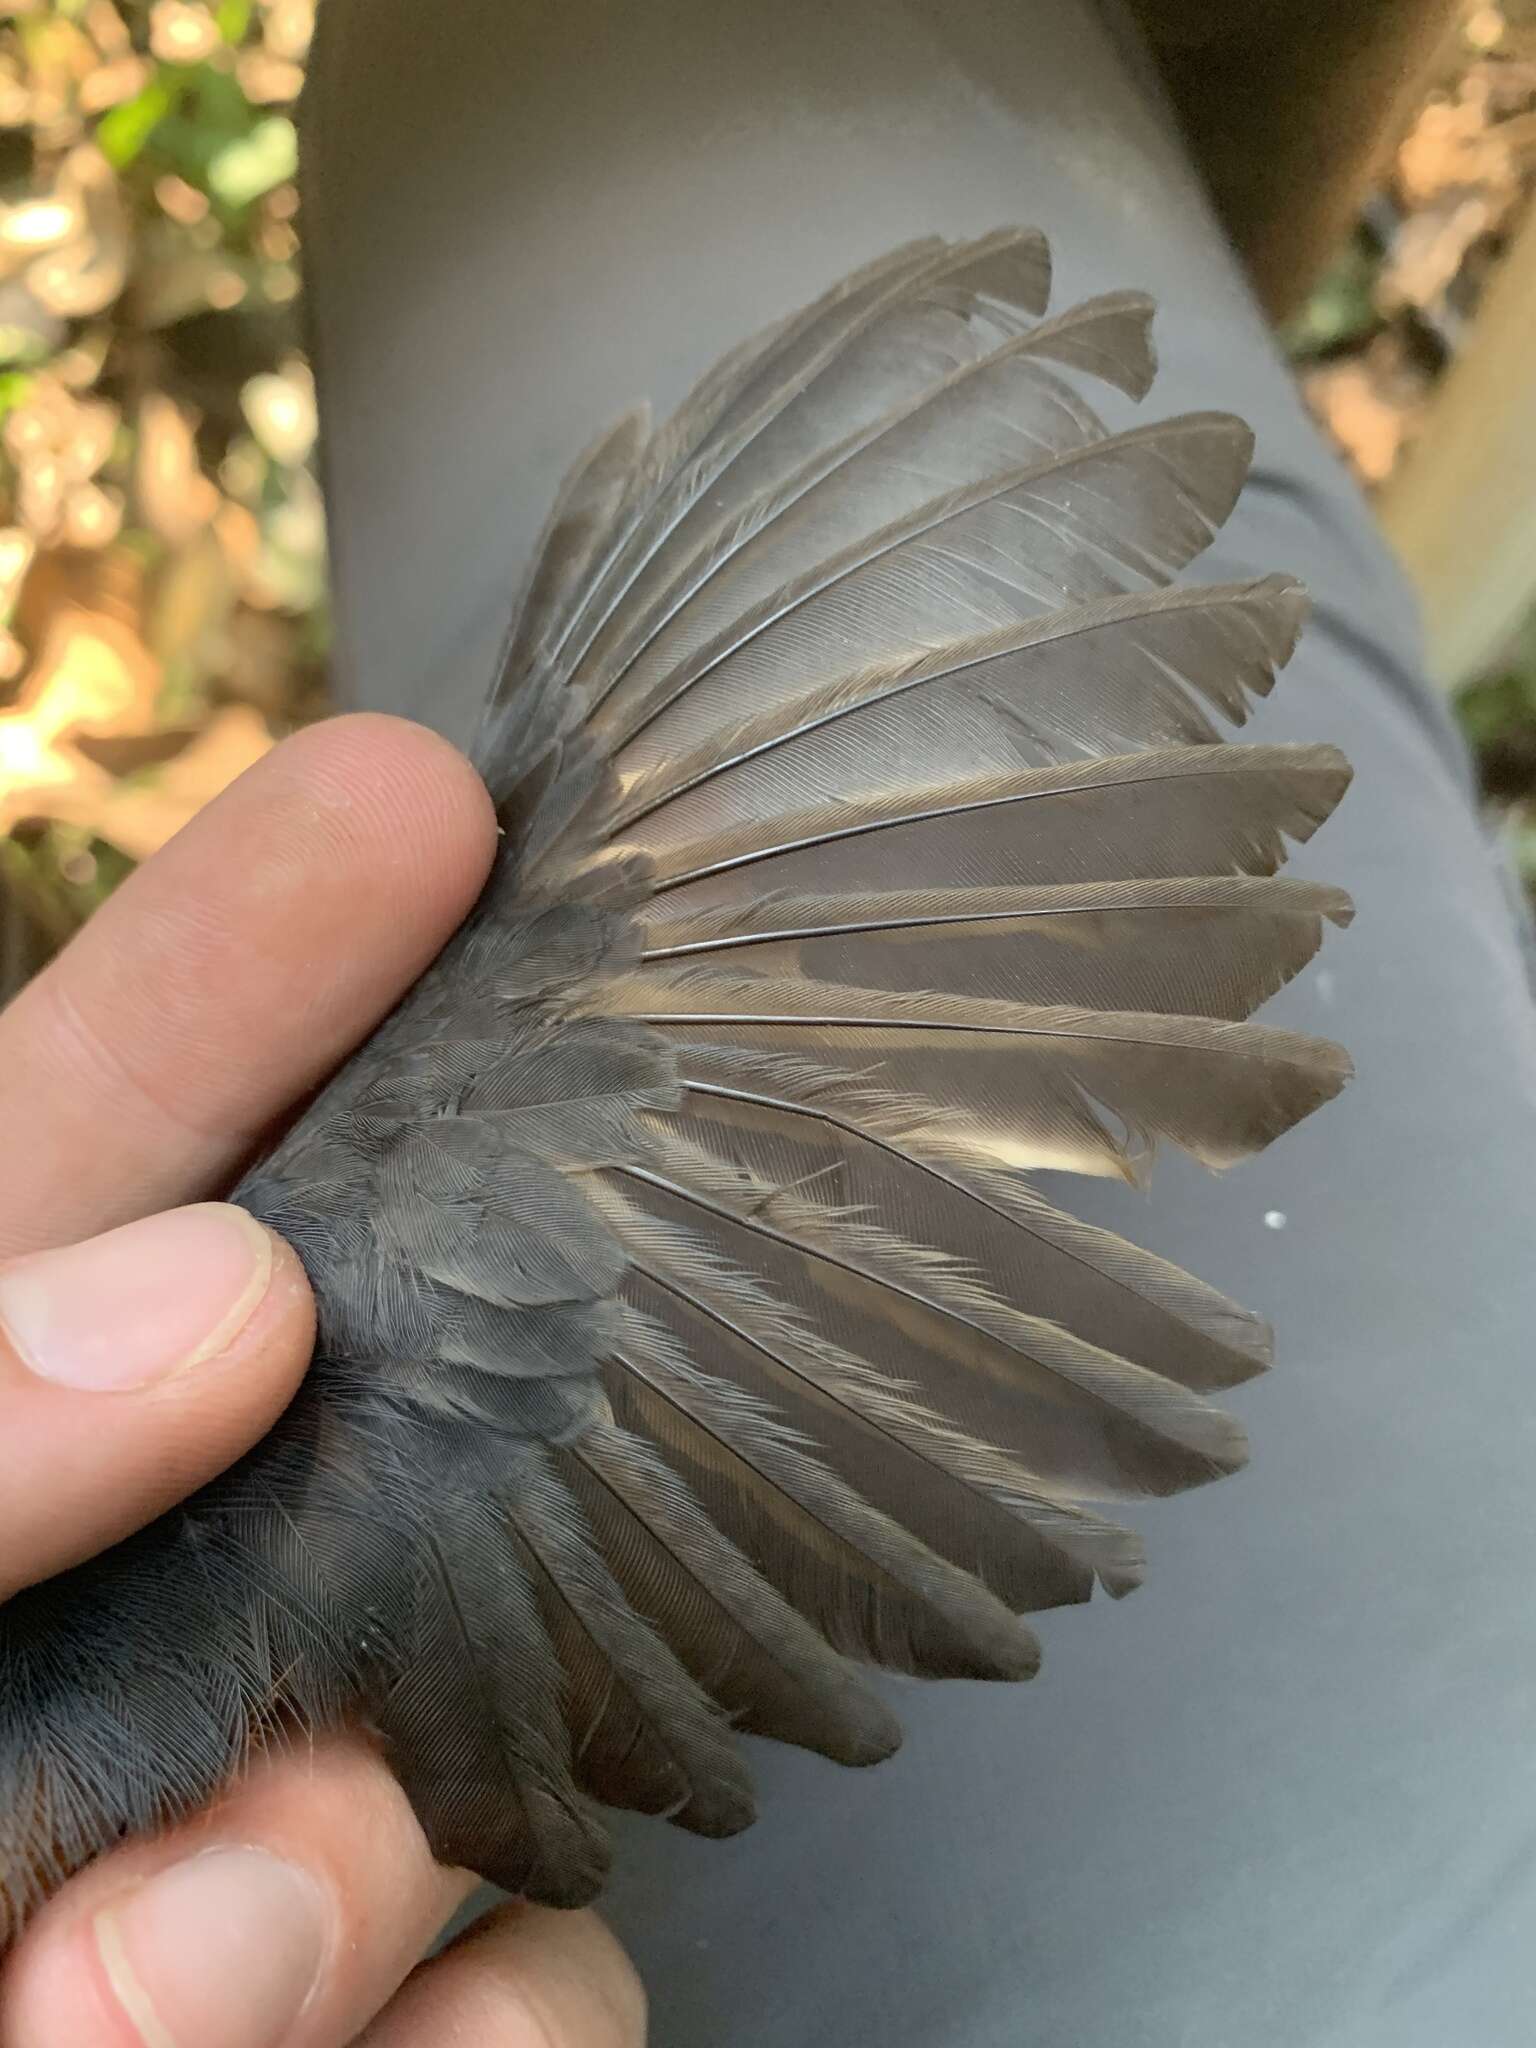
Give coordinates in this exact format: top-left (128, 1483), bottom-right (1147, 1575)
top-left (1117, 290), bottom-right (1158, 399)
top-left (1255, 571), bottom-right (1312, 677)
top-left (986, 1621), bottom-right (1044, 1682)
top-left (816, 1691), bottom-right (905, 1767)
top-left (677, 1781), bottom-right (759, 1839)
top-left (1319, 885), bottom-right (1356, 930)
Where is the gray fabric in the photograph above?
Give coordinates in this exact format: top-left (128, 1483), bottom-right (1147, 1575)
top-left (303, 4), bottom-right (1536, 2040)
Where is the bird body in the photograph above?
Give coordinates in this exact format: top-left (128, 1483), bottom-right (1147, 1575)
top-left (0, 229), bottom-right (1350, 1938)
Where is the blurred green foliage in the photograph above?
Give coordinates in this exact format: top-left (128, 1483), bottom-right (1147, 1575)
top-left (1283, 1), bottom-right (1536, 896)
top-left (0, 0), bottom-right (324, 996)
top-left (1282, 232), bottom-right (1383, 359)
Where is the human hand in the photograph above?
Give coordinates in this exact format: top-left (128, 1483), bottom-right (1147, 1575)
top-left (0, 714), bottom-right (645, 2048)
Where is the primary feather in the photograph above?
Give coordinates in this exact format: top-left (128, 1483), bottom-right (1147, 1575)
top-left (0, 229), bottom-right (1351, 1937)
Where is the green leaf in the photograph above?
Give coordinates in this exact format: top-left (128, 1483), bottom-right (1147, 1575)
top-left (97, 75), bottom-right (179, 170)
top-left (1458, 672), bottom-right (1524, 749)
top-left (1282, 235), bottom-right (1380, 360)
top-left (142, 63), bottom-right (261, 193)
top-left (207, 116), bottom-right (298, 208)
top-left (216, 0), bottom-right (255, 40)
top-left (0, 370), bottom-right (35, 420)
top-left (0, 327), bottom-right (49, 371)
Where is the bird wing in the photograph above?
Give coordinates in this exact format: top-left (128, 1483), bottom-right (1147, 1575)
top-left (0, 230), bottom-right (1350, 1933)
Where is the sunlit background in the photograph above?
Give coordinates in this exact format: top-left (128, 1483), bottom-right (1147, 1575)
top-left (0, 0), bottom-right (1533, 1001)
top-left (0, 0), bottom-right (321, 996)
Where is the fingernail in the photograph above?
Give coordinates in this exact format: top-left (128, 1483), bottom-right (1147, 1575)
top-left (93, 1847), bottom-right (328, 2048)
top-left (0, 1204), bottom-right (272, 1392)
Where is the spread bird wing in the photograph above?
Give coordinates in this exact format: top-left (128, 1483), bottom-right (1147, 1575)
top-left (1, 229), bottom-right (1351, 1932)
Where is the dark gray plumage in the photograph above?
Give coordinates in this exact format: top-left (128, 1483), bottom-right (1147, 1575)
top-left (0, 229), bottom-right (1352, 1937)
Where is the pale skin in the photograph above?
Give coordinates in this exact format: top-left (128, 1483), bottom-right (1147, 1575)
top-left (0, 715), bottom-right (646, 2048)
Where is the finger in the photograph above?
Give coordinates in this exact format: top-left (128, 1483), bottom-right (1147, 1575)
top-left (0, 1205), bottom-right (314, 1596)
top-left (0, 1741), bottom-right (476, 2048)
top-left (356, 1903), bottom-right (646, 2048)
top-left (0, 713), bottom-right (497, 1259)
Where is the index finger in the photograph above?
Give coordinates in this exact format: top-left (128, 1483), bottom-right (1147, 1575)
top-left (0, 714), bottom-right (496, 1259)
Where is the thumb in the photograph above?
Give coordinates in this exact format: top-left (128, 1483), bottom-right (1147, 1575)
top-left (0, 1204), bottom-right (314, 1597)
